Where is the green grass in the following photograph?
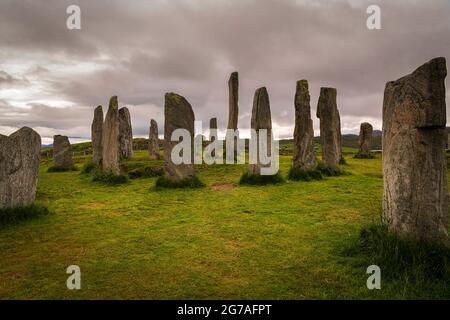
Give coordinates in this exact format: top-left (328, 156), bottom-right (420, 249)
top-left (342, 225), bottom-right (450, 298)
top-left (0, 149), bottom-right (449, 299)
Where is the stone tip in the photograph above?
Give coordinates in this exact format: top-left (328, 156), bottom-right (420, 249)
top-left (109, 96), bottom-right (118, 108)
top-left (414, 57), bottom-right (447, 78)
top-left (296, 80), bottom-right (309, 90)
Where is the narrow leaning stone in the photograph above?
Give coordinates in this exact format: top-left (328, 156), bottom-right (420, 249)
top-left (102, 96), bottom-right (121, 174)
top-left (382, 57), bottom-right (448, 244)
top-left (91, 105), bottom-right (103, 164)
top-left (148, 119), bottom-right (160, 160)
top-left (118, 107), bottom-right (133, 159)
top-left (316, 87), bottom-right (342, 168)
top-left (293, 80), bottom-right (316, 171)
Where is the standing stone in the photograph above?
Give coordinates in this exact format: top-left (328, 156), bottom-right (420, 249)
top-left (53, 135), bottom-right (73, 168)
top-left (316, 87), bottom-right (342, 168)
top-left (293, 80), bottom-right (316, 171)
top-left (227, 72), bottom-right (239, 159)
top-left (356, 122), bottom-right (373, 157)
top-left (163, 92), bottom-right (196, 182)
top-left (0, 127), bottom-right (41, 209)
top-left (382, 57), bottom-right (448, 244)
top-left (209, 117), bottom-right (217, 158)
top-left (102, 96), bottom-right (121, 174)
top-left (248, 87), bottom-right (272, 175)
top-left (119, 107), bottom-right (133, 159)
top-left (91, 105), bottom-right (103, 164)
top-left (148, 119), bottom-right (160, 160)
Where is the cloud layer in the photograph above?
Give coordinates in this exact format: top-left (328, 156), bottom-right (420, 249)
top-left (0, 0), bottom-right (449, 144)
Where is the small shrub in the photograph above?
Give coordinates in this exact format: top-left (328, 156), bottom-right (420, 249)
top-left (92, 171), bottom-right (129, 185)
top-left (81, 161), bottom-right (99, 174)
top-left (128, 166), bottom-right (163, 179)
top-left (342, 224), bottom-right (450, 284)
top-left (288, 167), bottom-right (323, 181)
top-left (47, 165), bottom-right (78, 173)
top-left (239, 172), bottom-right (284, 185)
top-left (0, 204), bottom-right (50, 227)
top-left (155, 176), bottom-right (205, 189)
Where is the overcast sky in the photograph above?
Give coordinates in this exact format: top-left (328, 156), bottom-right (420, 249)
top-left (0, 0), bottom-right (449, 144)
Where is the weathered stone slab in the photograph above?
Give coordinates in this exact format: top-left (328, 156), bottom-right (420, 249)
top-left (148, 119), bottom-right (160, 160)
top-left (316, 87), bottom-right (342, 167)
top-left (119, 107), bottom-right (133, 159)
top-left (91, 105), bottom-right (103, 164)
top-left (53, 135), bottom-right (73, 168)
top-left (102, 96), bottom-right (121, 174)
top-left (227, 72), bottom-right (239, 160)
top-left (293, 80), bottom-right (316, 171)
top-left (248, 87), bottom-right (272, 175)
top-left (357, 122), bottom-right (373, 157)
top-left (0, 127), bottom-right (41, 209)
top-left (163, 92), bottom-right (196, 182)
top-left (382, 57), bottom-right (448, 244)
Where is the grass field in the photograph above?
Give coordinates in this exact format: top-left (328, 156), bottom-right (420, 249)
top-left (0, 148), bottom-right (449, 299)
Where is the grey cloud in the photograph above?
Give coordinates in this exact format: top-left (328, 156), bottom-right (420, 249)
top-left (0, 0), bottom-right (449, 140)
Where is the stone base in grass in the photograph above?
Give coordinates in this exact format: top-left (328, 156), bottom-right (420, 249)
top-left (239, 172), bottom-right (284, 185)
top-left (155, 176), bottom-right (205, 189)
top-left (47, 165), bottom-right (78, 173)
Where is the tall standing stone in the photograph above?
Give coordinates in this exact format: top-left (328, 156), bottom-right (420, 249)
top-left (0, 127), bottom-right (41, 209)
top-left (209, 117), bottom-right (218, 158)
top-left (293, 80), bottom-right (316, 171)
top-left (227, 72), bottom-right (239, 159)
top-left (91, 105), bottom-right (103, 164)
top-left (148, 119), bottom-right (160, 160)
top-left (53, 135), bottom-right (73, 168)
top-left (102, 96), bottom-right (121, 174)
top-left (316, 87), bottom-right (342, 168)
top-left (356, 122), bottom-right (373, 157)
top-left (248, 87), bottom-right (272, 175)
top-left (119, 107), bottom-right (133, 159)
top-left (382, 57), bottom-right (448, 244)
top-left (163, 92), bottom-right (196, 182)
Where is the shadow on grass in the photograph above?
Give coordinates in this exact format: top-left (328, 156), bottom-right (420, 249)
top-left (0, 204), bottom-right (51, 228)
top-left (239, 172), bottom-right (284, 185)
top-left (47, 165), bottom-right (78, 173)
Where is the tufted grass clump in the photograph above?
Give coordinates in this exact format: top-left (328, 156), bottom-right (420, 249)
top-left (342, 224), bottom-right (450, 290)
top-left (0, 204), bottom-right (51, 227)
top-left (128, 166), bottom-right (164, 179)
top-left (288, 166), bottom-right (323, 181)
top-left (81, 160), bottom-right (99, 174)
top-left (354, 153), bottom-right (375, 159)
top-left (315, 162), bottom-right (348, 177)
top-left (155, 176), bottom-right (205, 189)
top-left (92, 171), bottom-right (129, 185)
top-left (47, 165), bottom-right (78, 173)
top-left (239, 171), bottom-right (284, 185)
